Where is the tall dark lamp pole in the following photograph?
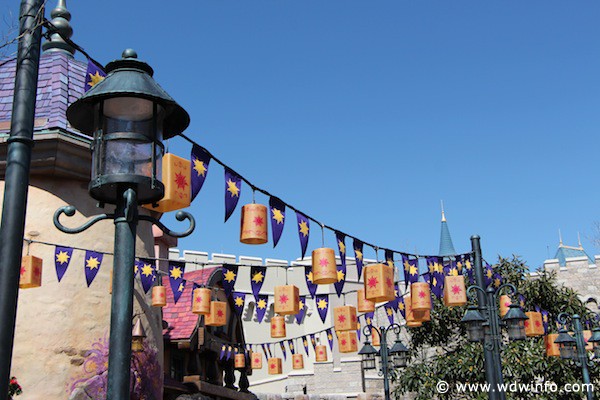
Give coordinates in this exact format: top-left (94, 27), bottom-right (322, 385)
top-left (54, 49), bottom-right (194, 400)
top-left (358, 323), bottom-right (409, 400)
top-left (461, 238), bottom-right (529, 400)
top-left (554, 312), bottom-right (600, 400)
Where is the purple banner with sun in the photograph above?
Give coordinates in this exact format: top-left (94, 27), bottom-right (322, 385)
top-left (224, 167), bottom-right (242, 222)
top-left (54, 246), bottom-right (73, 282)
top-left (191, 144), bottom-right (211, 201)
top-left (296, 212), bottom-right (310, 259)
top-left (269, 197), bottom-right (286, 248)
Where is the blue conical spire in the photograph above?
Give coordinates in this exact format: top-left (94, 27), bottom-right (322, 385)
top-left (439, 202), bottom-right (456, 256)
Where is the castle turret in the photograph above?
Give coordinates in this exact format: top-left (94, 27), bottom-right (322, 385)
top-left (438, 202), bottom-right (456, 256)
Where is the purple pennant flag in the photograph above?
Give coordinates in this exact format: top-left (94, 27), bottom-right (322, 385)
top-left (492, 272), bottom-right (503, 289)
top-left (84, 59), bottom-right (105, 92)
top-left (221, 264), bottom-right (238, 298)
top-left (315, 294), bottom-right (329, 323)
top-left (191, 145), bottom-right (211, 201)
top-left (169, 261), bottom-right (186, 304)
top-left (334, 232), bottom-right (346, 297)
top-left (227, 346), bottom-right (233, 360)
top-left (326, 328), bottom-right (334, 351)
top-left (255, 294), bottom-right (269, 323)
top-left (384, 303), bottom-right (395, 324)
top-left (54, 246), bottom-right (73, 282)
top-left (518, 294), bottom-right (526, 309)
top-left (392, 283), bottom-right (401, 311)
top-left (279, 342), bottom-right (287, 361)
top-left (309, 334), bottom-right (317, 350)
top-left (402, 254), bottom-right (420, 288)
top-left (426, 256), bottom-right (444, 298)
top-left (288, 339), bottom-right (296, 355)
top-left (423, 272), bottom-right (431, 285)
top-left (385, 249), bottom-right (395, 271)
top-left (541, 309), bottom-right (549, 334)
top-left (220, 344), bottom-right (227, 360)
top-left (463, 253), bottom-right (474, 284)
top-left (261, 344), bottom-right (269, 359)
top-left (353, 239), bottom-right (364, 279)
top-left (357, 321), bottom-right (361, 341)
top-left (296, 212), bottom-right (310, 259)
top-left (398, 294), bottom-right (406, 319)
top-left (296, 296), bottom-right (307, 324)
top-left (304, 266), bottom-right (317, 298)
top-left (269, 197), bottom-right (286, 248)
top-left (84, 250), bottom-right (103, 287)
top-left (364, 311), bottom-right (375, 328)
top-left (233, 292), bottom-right (246, 316)
top-left (250, 266), bottom-right (266, 300)
top-left (191, 282), bottom-right (201, 308)
top-left (455, 254), bottom-right (464, 274)
top-left (138, 258), bottom-right (156, 294)
top-left (224, 167), bottom-right (242, 222)
top-left (483, 262), bottom-right (494, 288)
top-left (302, 336), bottom-right (310, 356)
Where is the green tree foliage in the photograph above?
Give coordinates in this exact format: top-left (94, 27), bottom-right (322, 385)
top-left (393, 256), bottom-right (599, 399)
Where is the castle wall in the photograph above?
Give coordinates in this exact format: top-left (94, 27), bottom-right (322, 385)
top-left (543, 256), bottom-right (600, 304)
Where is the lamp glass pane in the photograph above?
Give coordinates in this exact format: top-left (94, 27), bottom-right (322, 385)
top-left (393, 354), bottom-right (407, 368)
top-left (466, 324), bottom-right (484, 342)
top-left (507, 321), bottom-right (526, 341)
top-left (104, 97), bottom-right (154, 121)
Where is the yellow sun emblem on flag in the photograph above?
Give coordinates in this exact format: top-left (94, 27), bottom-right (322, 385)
top-left (409, 264), bottom-right (418, 276)
top-left (298, 221), bottom-right (309, 237)
top-left (141, 264), bottom-right (154, 277)
top-left (449, 268), bottom-right (459, 276)
top-left (56, 251), bottom-right (70, 264)
top-left (305, 271), bottom-right (313, 283)
top-left (338, 240), bottom-right (346, 254)
top-left (226, 179), bottom-right (240, 197)
top-left (86, 257), bottom-right (100, 270)
top-left (337, 270), bottom-right (345, 282)
top-left (87, 71), bottom-right (104, 88)
top-left (178, 282), bottom-right (185, 292)
top-left (355, 249), bottom-right (363, 261)
top-left (224, 269), bottom-right (236, 283)
top-left (398, 302), bottom-right (405, 311)
top-left (257, 299), bottom-right (267, 309)
top-left (170, 266), bottom-right (183, 279)
top-left (317, 299), bottom-right (328, 310)
top-left (234, 296), bottom-right (245, 307)
top-left (252, 271), bottom-right (264, 283)
top-left (298, 300), bottom-right (305, 310)
top-left (403, 260), bottom-right (411, 271)
top-left (272, 208), bottom-right (284, 224)
top-left (193, 159), bottom-right (207, 177)
top-left (387, 308), bottom-right (393, 316)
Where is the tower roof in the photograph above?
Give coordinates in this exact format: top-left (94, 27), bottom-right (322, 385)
top-left (439, 205), bottom-right (456, 256)
top-left (553, 243), bottom-right (594, 267)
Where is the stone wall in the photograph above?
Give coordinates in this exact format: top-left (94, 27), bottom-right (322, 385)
top-left (543, 255), bottom-right (600, 304)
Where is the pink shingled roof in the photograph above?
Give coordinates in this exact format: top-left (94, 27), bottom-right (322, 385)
top-left (163, 267), bottom-right (219, 341)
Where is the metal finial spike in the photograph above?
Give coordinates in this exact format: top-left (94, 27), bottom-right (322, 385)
top-left (578, 232), bottom-right (583, 249)
top-left (559, 229), bottom-right (563, 246)
top-left (42, 0), bottom-right (75, 55)
top-left (132, 317), bottom-right (146, 339)
top-left (441, 200), bottom-right (446, 222)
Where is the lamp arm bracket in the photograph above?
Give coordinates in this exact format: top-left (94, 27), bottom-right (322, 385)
top-left (484, 341), bottom-right (495, 352)
top-left (54, 205), bottom-right (113, 234)
top-left (466, 285), bottom-right (485, 302)
top-left (363, 324), bottom-right (378, 338)
top-left (494, 283), bottom-right (518, 301)
top-left (557, 312), bottom-right (571, 327)
top-left (138, 211), bottom-right (195, 238)
top-left (377, 369), bottom-right (384, 377)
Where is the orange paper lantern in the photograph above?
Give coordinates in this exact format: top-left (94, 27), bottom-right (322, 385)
top-left (274, 285), bottom-right (300, 315)
top-left (499, 295), bottom-right (512, 317)
top-left (315, 345), bottom-right (328, 362)
top-left (235, 353), bottom-right (246, 369)
top-left (19, 255), bottom-right (42, 289)
top-left (334, 305), bottom-right (358, 332)
top-left (357, 288), bottom-right (375, 312)
top-left (338, 330), bottom-right (358, 353)
top-left (240, 204), bottom-right (269, 244)
top-left (292, 353), bottom-right (304, 369)
top-left (270, 315), bottom-right (286, 338)
top-left (545, 334), bottom-right (560, 357)
top-left (205, 301), bottom-right (227, 326)
top-left (268, 357), bottom-right (282, 374)
top-left (192, 287), bottom-right (212, 315)
top-left (414, 309), bottom-right (431, 323)
top-left (443, 276), bottom-right (467, 307)
top-left (251, 351), bottom-right (263, 369)
top-left (364, 263), bottom-right (395, 302)
top-left (143, 153), bottom-right (190, 212)
top-left (151, 285), bottom-right (167, 307)
top-left (411, 282), bottom-right (431, 312)
top-left (312, 247), bottom-right (337, 284)
top-left (584, 330), bottom-right (593, 351)
top-left (370, 327), bottom-right (381, 346)
top-left (524, 312), bottom-right (544, 337)
top-left (404, 295), bottom-right (422, 328)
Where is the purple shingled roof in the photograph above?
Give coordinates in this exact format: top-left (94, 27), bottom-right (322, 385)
top-left (0, 52), bottom-right (87, 134)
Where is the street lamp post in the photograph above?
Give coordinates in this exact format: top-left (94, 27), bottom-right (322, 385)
top-left (358, 323), bottom-right (409, 400)
top-left (554, 312), bottom-right (600, 400)
top-left (54, 49), bottom-right (194, 400)
top-left (461, 280), bottom-right (528, 400)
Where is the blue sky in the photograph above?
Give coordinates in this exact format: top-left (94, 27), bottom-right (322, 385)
top-left (7, 1), bottom-right (600, 269)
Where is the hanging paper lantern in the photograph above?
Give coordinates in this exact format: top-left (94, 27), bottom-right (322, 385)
top-left (312, 247), bottom-right (337, 284)
top-left (251, 351), bottom-right (263, 369)
top-left (143, 153), bottom-right (191, 212)
top-left (240, 204), bottom-right (269, 244)
top-left (499, 295), bottom-right (512, 317)
top-left (524, 311), bottom-right (544, 337)
top-left (19, 255), bottom-right (42, 289)
top-left (443, 276), bottom-right (467, 307)
top-left (357, 288), bottom-right (375, 312)
top-left (292, 353), bottom-right (304, 369)
top-left (338, 330), bottom-right (358, 353)
top-left (235, 353), bottom-right (246, 369)
top-left (334, 305), bottom-right (358, 332)
top-left (315, 345), bottom-right (328, 362)
top-left (404, 295), bottom-right (422, 328)
top-left (205, 301), bottom-right (227, 326)
top-left (411, 282), bottom-right (431, 312)
top-left (370, 327), bottom-right (381, 347)
top-left (268, 358), bottom-right (282, 375)
top-left (192, 287), bottom-right (212, 315)
top-left (270, 315), bottom-right (286, 338)
top-left (414, 309), bottom-right (431, 323)
top-left (151, 285), bottom-right (167, 307)
top-left (584, 330), bottom-right (593, 351)
top-left (363, 263), bottom-right (395, 302)
top-left (545, 334), bottom-right (560, 357)
top-left (274, 285), bottom-right (300, 315)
